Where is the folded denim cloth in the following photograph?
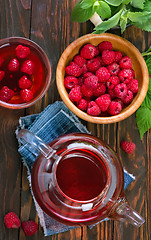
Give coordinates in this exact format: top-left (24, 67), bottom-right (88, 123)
top-left (16, 101), bottom-right (135, 236)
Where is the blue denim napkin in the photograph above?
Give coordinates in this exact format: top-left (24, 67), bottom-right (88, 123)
top-left (16, 101), bottom-right (135, 236)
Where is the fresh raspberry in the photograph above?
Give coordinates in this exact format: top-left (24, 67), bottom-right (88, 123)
top-left (98, 41), bottom-right (113, 53)
top-left (106, 76), bottom-right (120, 90)
top-left (22, 220), bottom-right (38, 236)
top-left (83, 72), bottom-right (93, 78)
top-left (65, 62), bottom-right (82, 77)
top-left (95, 56), bottom-right (106, 67)
top-left (87, 101), bottom-right (101, 116)
top-left (102, 50), bottom-right (115, 65)
top-left (69, 85), bottom-right (82, 102)
top-left (4, 212), bottom-right (21, 229)
top-left (93, 82), bottom-right (106, 97)
top-left (81, 84), bottom-right (94, 97)
top-left (119, 56), bottom-right (132, 69)
top-left (16, 44), bottom-right (30, 59)
top-left (64, 76), bottom-right (78, 89)
top-left (107, 88), bottom-right (116, 99)
top-left (95, 94), bottom-right (111, 112)
top-left (73, 55), bottom-right (86, 67)
top-left (122, 90), bottom-right (133, 104)
top-left (127, 79), bottom-right (138, 93)
top-left (132, 69), bottom-right (135, 78)
top-left (8, 58), bottom-right (19, 72)
top-left (80, 44), bottom-right (97, 59)
top-left (108, 101), bottom-right (122, 115)
top-left (0, 56), bottom-right (4, 67)
top-left (114, 98), bottom-right (124, 109)
top-left (20, 89), bottom-right (34, 102)
top-left (81, 63), bottom-right (88, 74)
top-left (77, 98), bottom-right (88, 110)
top-left (118, 69), bottom-right (133, 83)
top-left (114, 83), bottom-right (128, 99)
top-left (86, 58), bottom-right (101, 73)
top-left (0, 70), bottom-right (5, 81)
top-left (95, 46), bottom-right (100, 56)
top-left (121, 141), bottom-right (136, 154)
top-left (84, 75), bottom-right (98, 89)
top-left (96, 67), bottom-right (110, 82)
top-left (107, 63), bottom-right (120, 76)
top-left (114, 51), bottom-right (123, 63)
top-left (78, 76), bottom-right (85, 86)
top-left (19, 76), bottom-right (32, 89)
top-left (21, 60), bottom-right (34, 75)
top-left (0, 86), bottom-right (14, 102)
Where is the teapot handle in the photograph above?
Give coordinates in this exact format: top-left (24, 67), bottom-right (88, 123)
top-left (17, 129), bottom-right (56, 159)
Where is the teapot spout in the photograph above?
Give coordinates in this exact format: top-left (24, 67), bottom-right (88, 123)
top-left (109, 197), bottom-right (145, 227)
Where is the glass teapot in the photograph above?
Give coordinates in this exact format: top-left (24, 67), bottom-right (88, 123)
top-left (17, 129), bottom-right (145, 227)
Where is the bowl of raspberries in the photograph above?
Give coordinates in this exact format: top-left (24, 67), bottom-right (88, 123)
top-left (0, 37), bottom-right (51, 109)
top-left (56, 33), bottom-right (149, 124)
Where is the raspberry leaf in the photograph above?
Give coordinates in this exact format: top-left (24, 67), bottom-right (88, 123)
top-left (131, 0), bottom-right (145, 10)
top-left (95, 1), bottom-right (111, 19)
top-left (104, 0), bottom-right (122, 6)
top-left (71, 1), bottom-right (95, 22)
top-left (120, 10), bottom-right (128, 34)
top-left (136, 106), bottom-right (151, 139)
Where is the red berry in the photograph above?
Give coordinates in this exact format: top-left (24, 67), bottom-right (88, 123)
top-left (83, 72), bottom-right (93, 78)
top-left (106, 76), bottom-right (120, 90)
top-left (122, 90), bottom-right (133, 104)
top-left (80, 44), bottom-right (97, 59)
top-left (81, 63), bottom-right (88, 74)
top-left (19, 75), bottom-right (32, 89)
top-left (118, 69), bottom-right (134, 83)
top-left (0, 86), bottom-right (14, 102)
top-left (0, 70), bottom-right (5, 81)
top-left (84, 75), bottom-right (98, 89)
top-left (108, 101), bottom-right (122, 115)
top-left (87, 101), bottom-right (101, 116)
top-left (114, 98), bottom-right (124, 109)
top-left (4, 212), bottom-right (21, 229)
top-left (107, 62), bottom-right (120, 76)
top-left (69, 85), bottom-right (82, 102)
top-left (73, 55), bottom-right (86, 67)
top-left (78, 76), bottom-right (85, 86)
top-left (65, 62), bottom-right (82, 77)
top-left (107, 88), bottom-right (116, 99)
top-left (8, 58), bottom-right (19, 72)
top-left (20, 89), bottom-right (34, 102)
top-left (93, 82), bottom-right (106, 97)
top-left (16, 44), bottom-right (30, 59)
top-left (95, 46), bottom-right (100, 56)
top-left (121, 141), bottom-right (136, 154)
top-left (114, 83), bottom-right (128, 99)
top-left (96, 67), bottom-right (110, 83)
top-left (21, 60), bottom-right (34, 75)
top-left (102, 50), bottom-right (115, 65)
top-left (95, 94), bottom-right (111, 112)
top-left (64, 76), bottom-right (78, 89)
top-left (119, 56), bottom-right (132, 69)
top-left (114, 51), bottom-right (123, 63)
top-left (0, 56), bottom-right (4, 67)
top-left (95, 56), bottom-right (106, 67)
top-left (81, 84), bottom-right (94, 97)
top-left (86, 58), bottom-right (101, 73)
top-left (77, 98), bottom-right (88, 110)
top-left (127, 79), bottom-right (138, 93)
top-left (22, 220), bottom-right (38, 236)
top-left (98, 41), bottom-right (113, 53)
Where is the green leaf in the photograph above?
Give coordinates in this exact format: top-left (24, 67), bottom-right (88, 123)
top-left (71, 2), bottom-right (95, 22)
top-left (104, 0), bottom-right (122, 6)
top-left (143, 1), bottom-right (151, 12)
top-left (80, 0), bottom-right (96, 9)
top-left (122, 0), bottom-right (131, 4)
top-left (136, 106), bottom-right (151, 139)
top-left (128, 11), bottom-right (151, 23)
top-left (132, 17), bottom-right (151, 32)
top-left (93, 9), bottom-right (122, 33)
top-left (146, 57), bottom-right (151, 74)
top-left (131, 0), bottom-right (146, 10)
top-left (120, 10), bottom-right (128, 33)
top-left (96, 1), bottom-right (111, 19)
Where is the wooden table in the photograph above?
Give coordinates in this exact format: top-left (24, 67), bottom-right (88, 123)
top-left (0, 1), bottom-right (150, 239)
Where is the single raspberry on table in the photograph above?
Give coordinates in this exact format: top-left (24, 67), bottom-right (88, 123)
top-left (69, 85), bottom-right (82, 102)
top-left (4, 212), bottom-right (21, 229)
top-left (98, 41), bottom-right (113, 53)
top-left (96, 67), bottom-right (110, 82)
top-left (107, 62), bottom-right (120, 76)
top-left (122, 90), bottom-right (133, 104)
top-left (65, 62), bottom-right (82, 77)
top-left (19, 75), bottom-right (32, 89)
top-left (80, 44), bottom-right (97, 59)
top-left (77, 98), bottom-right (88, 110)
top-left (8, 58), bottom-right (19, 72)
top-left (21, 60), bottom-right (34, 75)
top-left (127, 79), bottom-right (138, 93)
top-left (119, 56), bottom-right (132, 69)
top-left (114, 83), bottom-right (128, 99)
top-left (114, 51), bottom-right (123, 63)
top-left (121, 141), bottom-right (136, 154)
top-left (95, 94), bottom-right (111, 112)
top-left (106, 76), bottom-right (120, 90)
top-left (84, 75), bottom-right (98, 89)
top-left (73, 54), bottom-right (86, 67)
top-left (22, 220), bottom-right (38, 236)
top-left (20, 89), bottom-right (34, 102)
top-left (81, 84), bottom-right (94, 97)
top-left (118, 69), bottom-right (133, 83)
top-left (87, 101), bottom-right (101, 116)
top-left (108, 101), bottom-right (122, 115)
top-left (93, 82), bottom-right (106, 97)
top-left (83, 72), bottom-right (93, 79)
top-left (102, 50), bottom-right (115, 65)
top-left (64, 76), bottom-right (78, 89)
top-left (0, 56), bottom-right (4, 67)
top-left (86, 58), bottom-right (101, 73)
top-left (0, 70), bottom-right (5, 81)
top-left (0, 86), bottom-right (14, 102)
top-left (16, 44), bottom-right (30, 59)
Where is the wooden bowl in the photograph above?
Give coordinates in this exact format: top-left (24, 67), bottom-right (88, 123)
top-left (56, 33), bottom-right (149, 124)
